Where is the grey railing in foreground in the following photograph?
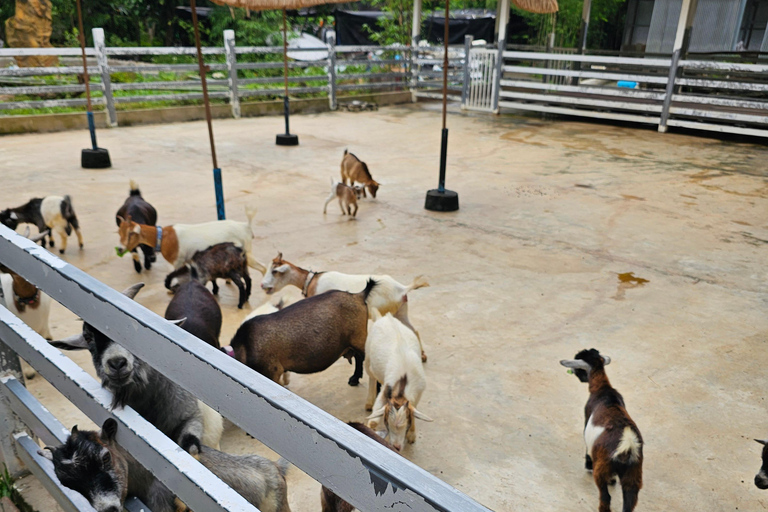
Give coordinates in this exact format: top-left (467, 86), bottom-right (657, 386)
top-left (498, 50), bottom-right (768, 137)
top-left (0, 226), bottom-right (492, 512)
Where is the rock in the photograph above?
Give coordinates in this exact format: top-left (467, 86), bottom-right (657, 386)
top-left (5, 0), bottom-right (59, 67)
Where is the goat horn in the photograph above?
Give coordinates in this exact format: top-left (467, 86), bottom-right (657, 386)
top-left (559, 359), bottom-right (592, 371)
top-left (756, 439), bottom-right (768, 446)
top-left (38, 448), bottom-right (54, 461)
top-left (412, 408), bottom-right (434, 422)
top-left (366, 407), bottom-right (386, 420)
top-left (602, 356), bottom-right (611, 366)
top-left (121, 283), bottom-right (145, 299)
top-left (168, 317), bottom-right (187, 327)
top-left (50, 334), bottom-right (88, 350)
top-left (27, 231), bottom-right (48, 243)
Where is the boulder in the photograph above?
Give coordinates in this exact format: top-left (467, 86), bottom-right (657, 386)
top-left (5, 0), bottom-right (59, 67)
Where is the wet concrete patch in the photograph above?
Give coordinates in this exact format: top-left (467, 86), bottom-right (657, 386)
top-left (613, 272), bottom-right (649, 300)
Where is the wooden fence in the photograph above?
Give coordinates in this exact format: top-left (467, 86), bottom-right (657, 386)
top-left (0, 226), bottom-right (492, 512)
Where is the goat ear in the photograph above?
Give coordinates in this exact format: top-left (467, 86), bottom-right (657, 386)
top-left (756, 439), bottom-right (768, 446)
top-left (168, 317), bottom-right (187, 327)
top-left (121, 283), bottom-right (145, 299)
top-left (101, 418), bottom-right (118, 442)
top-left (132, 224), bottom-right (141, 234)
top-left (412, 408), bottom-right (433, 422)
top-left (71, 425), bottom-right (79, 435)
top-left (602, 356), bottom-right (611, 366)
top-left (39, 447), bottom-right (54, 461)
top-left (50, 333), bottom-right (88, 350)
top-left (275, 264), bottom-right (290, 274)
top-left (560, 359), bottom-right (591, 371)
top-left (367, 407), bottom-right (386, 421)
top-left (276, 252), bottom-right (283, 262)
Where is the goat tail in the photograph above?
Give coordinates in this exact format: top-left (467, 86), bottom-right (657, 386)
top-left (129, 179), bottom-right (141, 195)
top-left (276, 457), bottom-right (291, 478)
top-left (360, 278), bottom-right (378, 304)
top-left (245, 205), bottom-right (258, 227)
top-left (612, 427), bottom-right (643, 464)
top-left (405, 275), bottom-right (429, 293)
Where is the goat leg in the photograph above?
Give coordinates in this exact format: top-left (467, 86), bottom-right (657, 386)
top-left (131, 249), bottom-right (142, 273)
top-left (229, 271), bottom-right (247, 309)
top-left (348, 350), bottom-right (364, 386)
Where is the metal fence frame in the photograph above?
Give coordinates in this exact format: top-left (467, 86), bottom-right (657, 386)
top-left (0, 225), bottom-right (491, 512)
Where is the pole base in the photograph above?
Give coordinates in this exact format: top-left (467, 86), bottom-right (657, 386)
top-left (81, 147), bottom-right (111, 169)
top-left (425, 189), bottom-right (459, 212)
top-left (276, 133), bottom-right (299, 146)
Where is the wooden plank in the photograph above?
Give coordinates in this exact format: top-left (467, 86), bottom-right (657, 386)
top-left (503, 51), bottom-right (671, 67)
top-left (676, 78), bottom-right (768, 92)
top-left (109, 64), bottom-right (228, 73)
top-left (0, 84), bottom-right (88, 95)
top-left (499, 90), bottom-right (663, 112)
top-left (0, 377), bottom-right (69, 446)
top-left (111, 80), bottom-right (228, 91)
top-left (671, 93), bottom-right (768, 110)
top-left (498, 100), bottom-right (661, 124)
top-left (0, 48), bottom-right (93, 57)
top-left (500, 79), bottom-right (666, 100)
top-left (669, 106), bottom-right (768, 124)
top-left (113, 92), bottom-right (229, 103)
top-left (239, 86), bottom-right (326, 97)
top-left (503, 66), bottom-right (669, 84)
top-left (667, 118), bottom-right (768, 137)
top-left (680, 59), bottom-right (768, 73)
top-left (0, 98), bottom-right (104, 110)
top-left (240, 75), bottom-right (328, 85)
top-left (0, 67), bottom-right (84, 77)
top-left (336, 81), bottom-right (407, 91)
top-left (105, 46), bottom-right (225, 56)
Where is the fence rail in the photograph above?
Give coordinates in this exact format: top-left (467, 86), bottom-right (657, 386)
top-left (0, 225), bottom-right (491, 512)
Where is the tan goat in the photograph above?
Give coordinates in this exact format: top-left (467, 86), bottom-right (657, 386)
top-left (323, 178), bottom-right (359, 217)
top-left (340, 149), bottom-right (380, 198)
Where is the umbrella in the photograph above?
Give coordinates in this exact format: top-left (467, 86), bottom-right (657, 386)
top-left (210, 0), bottom-right (351, 146)
top-left (75, 0), bottom-right (111, 168)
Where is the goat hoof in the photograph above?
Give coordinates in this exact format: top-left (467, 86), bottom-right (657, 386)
top-left (348, 377), bottom-right (360, 386)
top-left (49, 240), bottom-right (55, 248)
top-left (59, 249), bottom-right (65, 254)
top-left (79, 244), bottom-right (84, 249)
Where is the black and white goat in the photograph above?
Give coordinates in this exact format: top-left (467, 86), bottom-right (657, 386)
top-left (116, 180), bottom-right (157, 273)
top-left (51, 283), bottom-right (223, 452)
top-left (42, 418), bottom-right (291, 512)
top-left (0, 195), bottom-right (83, 253)
top-left (560, 349), bottom-right (643, 512)
top-left (754, 439), bottom-right (768, 489)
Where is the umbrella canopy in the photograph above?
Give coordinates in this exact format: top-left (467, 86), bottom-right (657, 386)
top-left (211, 0), bottom-right (348, 10)
top-left (512, 0), bottom-right (558, 14)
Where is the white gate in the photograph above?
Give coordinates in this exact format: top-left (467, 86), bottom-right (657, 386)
top-left (463, 48), bottom-right (498, 112)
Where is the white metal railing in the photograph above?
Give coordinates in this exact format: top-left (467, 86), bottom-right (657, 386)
top-left (0, 225), bottom-right (492, 512)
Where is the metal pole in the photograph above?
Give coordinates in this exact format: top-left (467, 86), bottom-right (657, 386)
top-left (75, 0), bottom-right (97, 150)
top-left (438, 0), bottom-right (450, 192)
top-left (191, 0), bottom-right (226, 220)
top-left (283, 9), bottom-right (290, 135)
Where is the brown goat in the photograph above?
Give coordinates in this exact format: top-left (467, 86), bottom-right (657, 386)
top-left (229, 280), bottom-right (376, 384)
top-left (320, 422), bottom-right (398, 512)
top-left (340, 149), bottom-right (379, 198)
top-left (323, 178), bottom-right (359, 217)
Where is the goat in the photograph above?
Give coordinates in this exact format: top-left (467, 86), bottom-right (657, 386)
top-left (164, 277), bottom-right (222, 349)
top-left (165, 242), bottom-right (251, 309)
top-left (116, 180), bottom-right (157, 273)
top-left (560, 349), bottom-right (643, 512)
top-left (321, 422), bottom-right (398, 512)
top-left (228, 280), bottom-right (376, 386)
top-left (340, 149), bottom-right (379, 198)
top-left (261, 253), bottom-right (429, 362)
top-left (755, 439), bottom-right (768, 489)
top-left (43, 418), bottom-right (291, 512)
top-left (116, 208), bottom-right (266, 274)
top-left (51, 283), bottom-right (223, 453)
top-left (323, 177), bottom-right (359, 217)
top-left (0, 195), bottom-right (83, 253)
top-left (365, 312), bottom-right (432, 451)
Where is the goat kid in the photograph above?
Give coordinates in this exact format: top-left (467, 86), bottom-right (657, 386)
top-left (340, 149), bottom-right (380, 198)
top-left (560, 349), bottom-right (643, 512)
top-left (116, 180), bottom-right (158, 273)
top-left (51, 283), bottom-right (223, 452)
top-left (0, 195), bottom-right (83, 253)
top-left (365, 312), bottom-right (432, 451)
top-left (261, 253), bottom-right (429, 362)
top-left (43, 418), bottom-right (291, 512)
top-left (116, 208), bottom-right (266, 274)
top-left (165, 242), bottom-right (252, 309)
top-left (323, 177), bottom-right (359, 217)
top-left (164, 277), bottom-right (222, 349)
top-left (321, 422), bottom-right (398, 512)
top-left (228, 280), bottom-right (376, 386)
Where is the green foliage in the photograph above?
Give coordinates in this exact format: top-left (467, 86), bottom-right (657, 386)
top-left (0, 464), bottom-right (33, 512)
top-left (364, 0), bottom-right (413, 46)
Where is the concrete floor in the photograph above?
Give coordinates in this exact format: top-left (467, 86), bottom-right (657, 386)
top-left (1, 103), bottom-right (767, 512)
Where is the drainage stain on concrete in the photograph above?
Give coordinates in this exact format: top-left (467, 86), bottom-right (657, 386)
top-left (621, 194), bottom-right (646, 201)
top-left (613, 272), bottom-right (650, 300)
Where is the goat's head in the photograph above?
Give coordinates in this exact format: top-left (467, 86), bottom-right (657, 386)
top-left (367, 376), bottom-right (432, 451)
top-left (41, 419), bottom-right (128, 512)
top-left (116, 215), bottom-right (142, 255)
top-left (367, 181), bottom-right (380, 198)
top-left (560, 348), bottom-right (611, 383)
top-left (755, 439), bottom-right (768, 489)
top-left (0, 209), bottom-right (19, 230)
top-left (50, 284), bottom-right (152, 408)
top-left (260, 252), bottom-right (293, 294)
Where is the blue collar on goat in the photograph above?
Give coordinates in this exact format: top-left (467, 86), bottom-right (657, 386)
top-left (154, 225), bottom-right (163, 252)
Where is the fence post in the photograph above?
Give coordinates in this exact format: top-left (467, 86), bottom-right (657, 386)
top-left (223, 30), bottom-right (240, 119)
top-left (0, 342), bottom-right (25, 476)
top-left (492, 34), bottom-right (506, 114)
top-left (92, 28), bottom-right (117, 127)
top-left (658, 51), bottom-right (680, 133)
top-left (409, 44), bottom-right (417, 101)
top-left (659, 0), bottom-right (698, 133)
top-left (460, 35), bottom-right (473, 109)
top-left (327, 35), bottom-right (337, 111)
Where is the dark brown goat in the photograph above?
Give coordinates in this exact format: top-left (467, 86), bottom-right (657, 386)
top-left (320, 422), bottom-right (398, 512)
top-left (116, 180), bottom-right (157, 273)
top-left (561, 349), bottom-right (643, 512)
top-left (228, 280), bottom-right (376, 384)
top-left (165, 242), bottom-right (251, 309)
top-left (165, 279), bottom-right (222, 349)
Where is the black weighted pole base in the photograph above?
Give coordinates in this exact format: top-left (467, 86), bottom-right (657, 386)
top-left (425, 189), bottom-right (459, 212)
top-left (276, 133), bottom-right (299, 146)
top-left (81, 147), bottom-right (111, 168)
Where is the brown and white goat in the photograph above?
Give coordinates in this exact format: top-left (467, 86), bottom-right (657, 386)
top-left (321, 422), bottom-right (399, 512)
top-left (0, 195), bottom-right (83, 253)
top-left (560, 349), bottom-right (643, 512)
top-left (340, 149), bottom-right (379, 198)
top-left (261, 253), bottom-right (429, 362)
top-left (323, 177), bottom-right (359, 217)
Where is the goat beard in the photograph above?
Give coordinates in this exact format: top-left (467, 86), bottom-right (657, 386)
top-left (105, 363), bottom-right (150, 409)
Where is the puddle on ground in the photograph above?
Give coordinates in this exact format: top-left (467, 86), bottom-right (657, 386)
top-left (621, 194), bottom-right (646, 201)
top-left (613, 272), bottom-right (649, 300)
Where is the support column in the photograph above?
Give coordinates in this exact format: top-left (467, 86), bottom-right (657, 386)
top-left (223, 29), bottom-right (241, 119)
top-left (492, 0), bottom-right (509, 113)
top-left (658, 0), bottom-right (699, 133)
top-left (412, 0), bottom-right (423, 46)
top-left (0, 342), bottom-right (25, 476)
top-left (496, 0), bottom-right (510, 44)
top-left (461, 35), bottom-right (473, 109)
top-left (579, 0), bottom-right (592, 53)
top-left (92, 28), bottom-right (116, 127)
top-left (327, 35), bottom-right (337, 110)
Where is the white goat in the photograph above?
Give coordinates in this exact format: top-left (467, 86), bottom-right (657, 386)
top-left (260, 253), bottom-right (429, 361)
top-left (365, 312), bottom-right (432, 451)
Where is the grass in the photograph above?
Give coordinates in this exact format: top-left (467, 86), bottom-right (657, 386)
top-left (0, 465), bottom-right (35, 512)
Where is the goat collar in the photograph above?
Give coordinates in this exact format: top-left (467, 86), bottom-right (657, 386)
top-left (302, 271), bottom-right (324, 297)
top-left (14, 289), bottom-right (40, 308)
top-left (154, 226), bottom-right (163, 252)
top-left (222, 346), bottom-right (235, 358)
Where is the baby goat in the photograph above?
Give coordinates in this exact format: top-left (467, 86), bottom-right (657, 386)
top-left (560, 349), bottom-right (643, 512)
top-left (165, 242), bottom-right (252, 309)
top-left (43, 418), bottom-right (291, 512)
top-left (0, 195), bottom-right (83, 253)
top-left (116, 180), bottom-right (157, 273)
top-left (323, 177), bottom-right (360, 217)
top-left (340, 149), bottom-right (380, 198)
